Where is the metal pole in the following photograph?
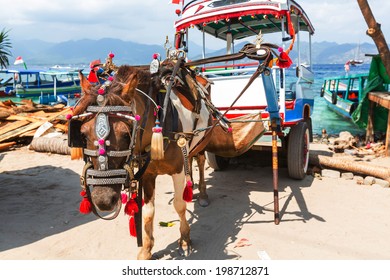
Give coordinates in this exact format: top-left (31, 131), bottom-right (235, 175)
top-left (271, 121), bottom-right (280, 225)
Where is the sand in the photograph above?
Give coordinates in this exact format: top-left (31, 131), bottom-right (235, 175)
top-left (0, 144), bottom-right (390, 260)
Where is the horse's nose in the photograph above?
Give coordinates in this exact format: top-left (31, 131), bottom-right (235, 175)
top-left (91, 187), bottom-right (120, 211)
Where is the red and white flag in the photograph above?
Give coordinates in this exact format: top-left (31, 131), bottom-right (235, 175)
top-left (14, 56), bottom-right (24, 65)
top-left (171, 0), bottom-right (182, 4)
top-left (13, 56), bottom-right (28, 69)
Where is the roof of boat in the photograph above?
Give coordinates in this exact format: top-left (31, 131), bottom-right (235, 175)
top-left (174, 0), bottom-right (314, 41)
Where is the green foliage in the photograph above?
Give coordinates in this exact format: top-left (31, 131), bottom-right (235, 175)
top-left (0, 28), bottom-right (12, 69)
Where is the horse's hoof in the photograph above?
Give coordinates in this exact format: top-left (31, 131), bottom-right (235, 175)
top-left (178, 241), bottom-right (193, 257)
top-left (197, 197), bottom-right (210, 207)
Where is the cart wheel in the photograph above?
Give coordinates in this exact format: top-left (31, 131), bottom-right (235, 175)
top-left (205, 152), bottom-right (230, 171)
top-left (304, 117), bottom-right (313, 142)
top-left (287, 122), bottom-right (310, 179)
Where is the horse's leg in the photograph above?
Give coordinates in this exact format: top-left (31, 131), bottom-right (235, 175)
top-left (137, 176), bottom-right (156, 260)
top-left (172, 170), bottom-right (192, 256)
top-left (196, 151), bottom-right (209, 207)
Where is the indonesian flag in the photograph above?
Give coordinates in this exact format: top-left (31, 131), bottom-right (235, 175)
top-left (14, 56), bottom-right (24, 65)
top-left (171, 0), bottom-right (182, 4)
top-left (13, 56), bottom-right (28, 69)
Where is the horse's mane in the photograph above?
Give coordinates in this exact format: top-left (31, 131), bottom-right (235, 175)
top-left (73, 65), bottom-right (154, 116)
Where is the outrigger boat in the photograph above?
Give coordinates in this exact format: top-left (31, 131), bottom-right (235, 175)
top-left (4, 69), bottom-right (81, 102)
top-left (172, 0), bottom-right (315, 179)
top-left (321, 73), bottom-right (368, 119)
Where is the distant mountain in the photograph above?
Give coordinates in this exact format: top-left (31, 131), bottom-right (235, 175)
top-left (9, 38), bottom-right (382, 67)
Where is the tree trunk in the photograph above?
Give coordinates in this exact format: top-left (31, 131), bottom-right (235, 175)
top-left (312, 154), bottom-right (390, 183)
top-left (357, 0), bottom-right (390, 77)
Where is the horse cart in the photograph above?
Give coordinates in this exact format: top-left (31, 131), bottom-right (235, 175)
top-left (66, 0), bottom-right (315, 258)
top-left (172, 0), bottom-right (315, 181)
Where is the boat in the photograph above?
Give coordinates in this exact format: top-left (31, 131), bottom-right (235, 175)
top-left (321, 54), bottom-right (390, 134)
top-left (349, 43), bottom-right (364, 66)
top-left (321, 73), bottom-right (368, 118)
top-left (172, 0), bottom-right (315, 179)
top-left (4, 69), bottom-right (82, 101)
top-left (0, 70), bottom-right (15, 97)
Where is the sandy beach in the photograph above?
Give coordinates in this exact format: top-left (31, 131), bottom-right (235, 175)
top-left (0, 143), bottom-right (390, 260)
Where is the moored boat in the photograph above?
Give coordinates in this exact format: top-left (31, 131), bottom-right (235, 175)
top-left (321, 73), bottom-right (369, 118)
top-left (4, 69), bottom-right (81, 98)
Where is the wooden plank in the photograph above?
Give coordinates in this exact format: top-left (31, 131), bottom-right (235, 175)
top-left (0, 108), bottom-right (71, 143)
top-left (368, 92), bottom-right (390, 109)
top-left (0, 141), bottom-right (17, 152)
top-left (6, 115), bottom-right (40, 122)
top-left (0, 120), bottom-right (30, 135)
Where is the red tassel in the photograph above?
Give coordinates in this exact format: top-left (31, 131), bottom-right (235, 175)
top-left (183, 181), bottom-right (193, 202)
top-left (129, 216), bottom-right (137, 237)
top-left (121, 192), bottom-right (128, 204)
top-left (79, 190), bottom-right (92, 214)
top-left (124, 199), bottom-right (139, 215)
top-left (276, 52), bottom-right (293, 68)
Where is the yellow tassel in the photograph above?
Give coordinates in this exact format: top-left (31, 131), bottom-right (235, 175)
top-left (151, 124), bottom-right (164, 160)
top-left (71, 147), bottom-right (83, 160)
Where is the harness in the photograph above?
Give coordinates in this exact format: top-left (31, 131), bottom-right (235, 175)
top-left (68, 78), bottom-right (152, 247)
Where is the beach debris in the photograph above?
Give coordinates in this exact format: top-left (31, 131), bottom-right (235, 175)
top-left (159, 221), bottom-right (175, 227)
top-left (330, 131), bottom-right (357, 153)
top-left (234, 238), bottom-right (252, 248)
top-left (0, 99), bottom-right (70, 152)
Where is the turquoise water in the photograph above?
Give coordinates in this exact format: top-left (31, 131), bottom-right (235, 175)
top-left (1, 63), bottom-right (371, 136)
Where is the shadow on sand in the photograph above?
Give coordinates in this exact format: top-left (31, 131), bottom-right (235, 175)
top-left (153, 150), bottom-right (325, 260)
top-left (0, 164), bottom-right (97, 252)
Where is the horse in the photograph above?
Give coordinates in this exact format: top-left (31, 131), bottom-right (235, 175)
top-left (68, 63), bottom-right (211, 259)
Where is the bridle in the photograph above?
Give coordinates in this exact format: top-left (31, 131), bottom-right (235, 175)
top-left (68, 77), bottom-right (146, 221)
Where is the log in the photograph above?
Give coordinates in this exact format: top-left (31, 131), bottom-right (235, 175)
top-left (0, 141), bottom-right (17, 152)
top-left (312, 154), bottom-right (390, 183)
top-left (29, 136), bottom-right (70, 155)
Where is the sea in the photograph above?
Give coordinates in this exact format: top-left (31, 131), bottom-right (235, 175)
top-left (1, 63), bottom-right (371, 136)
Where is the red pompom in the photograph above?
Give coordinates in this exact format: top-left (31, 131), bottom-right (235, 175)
top-left (183, 184), bottom-right (193, 202)
top-left (124, 199), bottom-right (139, 215)
top-left (129, 216), bottom-right (137, 237)
top-left (79, 197), bottom-right (92, 214)
top-left (276, 52), bottom-right (293, 68)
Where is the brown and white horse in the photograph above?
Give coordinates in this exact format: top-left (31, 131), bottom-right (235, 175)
top-left (68, 64), bottom-right (210, 259)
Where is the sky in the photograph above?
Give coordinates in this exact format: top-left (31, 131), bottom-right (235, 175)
top-left (2, 0), bottom-right (389, 49)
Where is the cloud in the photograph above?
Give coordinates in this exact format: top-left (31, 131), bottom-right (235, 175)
top-left (3, 0), bottom-right (389, 46)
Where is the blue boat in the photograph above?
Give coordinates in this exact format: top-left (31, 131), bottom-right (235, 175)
top-left (4, 69), bottom-right (82, 99)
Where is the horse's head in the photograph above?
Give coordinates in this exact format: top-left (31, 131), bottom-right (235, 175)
top-left (70, 66), bottom-right (144, 213)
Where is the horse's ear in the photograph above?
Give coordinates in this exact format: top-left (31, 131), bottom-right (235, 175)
top-left (121, 72), bottom-right (138, 97)
top-left (79, 70), bottom-right (92, 94)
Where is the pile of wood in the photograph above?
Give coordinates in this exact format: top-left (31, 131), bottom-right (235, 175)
top-left (0, 99), bottom-right (70, 152)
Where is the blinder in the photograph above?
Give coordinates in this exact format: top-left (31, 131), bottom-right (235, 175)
top-left (68, 119), bottom-right (86, 148)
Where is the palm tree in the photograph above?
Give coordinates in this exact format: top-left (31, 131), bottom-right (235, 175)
top-left (0, 28), bottom-right (12, 69)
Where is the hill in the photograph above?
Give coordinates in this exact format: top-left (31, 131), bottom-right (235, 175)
top-left (9, 38), bottom-right (381, 67)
